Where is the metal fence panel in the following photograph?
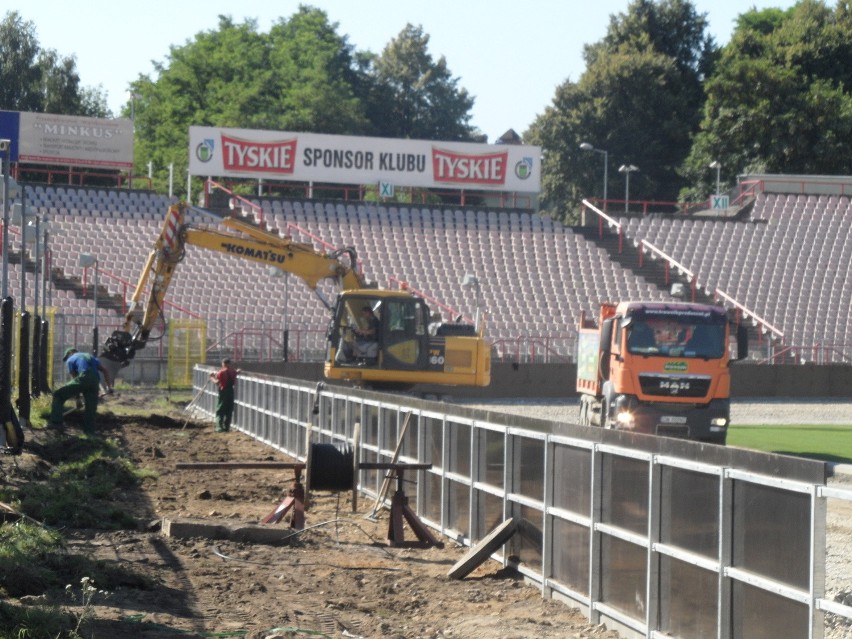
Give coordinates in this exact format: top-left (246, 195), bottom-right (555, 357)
top-left (190, 369), bottom-right (849, 639)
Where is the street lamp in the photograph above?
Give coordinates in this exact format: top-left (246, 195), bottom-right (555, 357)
top-left (11, 200), bottom-right (31, 310)
top-left (619, 164), bottom-right (639, 213)
top-left (579, 142), bottom-right (608, 209)
top-left (26, 217), bottom-right (41, 318)
top-left (268, 266), bottom-right (290, 361)
top-left (461, 273), bottom-right (482, 329)
top-left (38, 218), bottom-right (56, 319)
top-left (709, 160), bottom-right (721, 195)
top-left (79, 253), bottom-right (99, 354)
top-left (0, 139), bottom-right (20, 299)
top-left (127, 91), bottom-right (140, 189)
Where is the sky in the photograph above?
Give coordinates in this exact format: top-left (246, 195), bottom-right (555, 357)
top-left (18, 0), bottom-right (798, 143)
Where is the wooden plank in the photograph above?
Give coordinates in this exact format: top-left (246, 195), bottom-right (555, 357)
top-left (364, 411), bottom-right (413, 519)
top-left (447, 518), bottom-right (518, 580)
top-left (175, 462), bottom-right (305, 470)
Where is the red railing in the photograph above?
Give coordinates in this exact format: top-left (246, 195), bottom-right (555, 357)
top-left (491, 335), bottom-right (574, 364)
top-left (9, 162), bottom-right (151, 189)
top-left (581, 199), bottom-right (782, 339)
top-left (80, 263), bottom-right (201, 318)
top-left (203, 177), bottom-right (534, 210)
top-left (387, 276), bottom-right (467, 324)
top-left (204, 179), bottom-right (265, 224)
top-left (738, 177), bottom-right (852, 198)
top-left (205, 327), bottom-right (325, 362)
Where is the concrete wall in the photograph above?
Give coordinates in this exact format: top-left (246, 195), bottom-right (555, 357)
top-left (239, 361), bottom-right (852, 399)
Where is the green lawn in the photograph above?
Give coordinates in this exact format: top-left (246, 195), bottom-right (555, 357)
top-left (727, 424), bottom-right (852, 463)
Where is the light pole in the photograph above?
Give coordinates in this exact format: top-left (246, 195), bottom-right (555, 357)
top-left (462, 273), bottom-right (482, 329)
top-left (268, 266), bottom-right (290, 361)
top-left (619, 164), bottom-right (639, 213)
top-left (709, 160), bottom-right (721, 195)
top-left (1, 139), bottom-right (19, 299)
top-left (29, 216), bottom-right (40, 318)
top-left (127, 91), bottom-right (140, 189)
top-left (579, 142), bottom-right (608, 209)
top-left (79, 253), bottom-right (99, 354)
top-left (11, 199), bottom-right (33, 310)
top-left (41, 221), bottom-right (48, 318)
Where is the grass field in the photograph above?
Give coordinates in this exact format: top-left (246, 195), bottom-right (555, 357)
top-left (727, 424), bottom-right (852, 463)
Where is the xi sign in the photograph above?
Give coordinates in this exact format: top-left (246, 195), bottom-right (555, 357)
top-left (379, 181), bottom-right (394, 198)
top-left (712, 195), bottom-right (729, 209)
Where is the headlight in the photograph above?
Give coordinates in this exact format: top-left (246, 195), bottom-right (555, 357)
top-left (616, 410), bottom-right (635, 426)
top-left (710, 417), bottom-right (728, 427)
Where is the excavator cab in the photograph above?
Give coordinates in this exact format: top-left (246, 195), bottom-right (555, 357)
top-left (328, 292), bottom-right (429, 372)
top-left (325, 288), bottom-right (489, 389)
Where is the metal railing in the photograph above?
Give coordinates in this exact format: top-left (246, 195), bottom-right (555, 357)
top-left (191, 368), bottom-right (852, 639)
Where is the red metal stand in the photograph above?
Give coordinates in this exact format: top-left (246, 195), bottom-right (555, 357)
top-left (361, 462), bottom-right (443, 548)
top-left (261, 464), bottom-right (307, 529)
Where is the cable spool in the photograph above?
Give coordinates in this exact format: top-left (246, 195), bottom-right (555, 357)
top-left (308, 442), bottom-right (354, 491)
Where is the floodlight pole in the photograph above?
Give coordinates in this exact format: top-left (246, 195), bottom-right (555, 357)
top-left (709, 160), bottom-right (722, 195)
top-left (80, 254), bottom-right (99, 354)
top-left (619, 164), bottom-right (639, 213)
top-left (1, 141), bottom-right (10, 299)
top-left (580, 142), bottom-right (608, 210)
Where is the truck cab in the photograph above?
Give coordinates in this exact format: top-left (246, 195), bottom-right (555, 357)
top-left (577, 301), bottom-right (748, 444)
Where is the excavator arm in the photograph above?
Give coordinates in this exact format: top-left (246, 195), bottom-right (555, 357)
top-left (100, 202), bottom-right (366, 374)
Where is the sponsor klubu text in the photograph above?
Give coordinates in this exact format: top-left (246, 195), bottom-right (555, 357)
top-left (222, 135), bottom-right (297, 174)
top-left (303, 147), bottom-right (428, 173)
top-left (432, 148), bottom-right (508, 185)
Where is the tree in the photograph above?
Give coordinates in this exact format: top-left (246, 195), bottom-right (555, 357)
top-left (527, 0), bottom-right (717, 221)
top-left (681, 1), bottom-right (852, 200)
top-left (0, 11), bottom-right (109, 116)
top-left (265, 7), bottom-right (370, 134)
top-left (129, 9), bottom-right (377, 195)
top-left (370, 24), bottom-right (477, 141)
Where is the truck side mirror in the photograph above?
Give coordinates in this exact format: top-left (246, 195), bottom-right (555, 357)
top-left (736, 324), bottom-right (748, 360)
top-left (600, 318), bottom-right (614, 378)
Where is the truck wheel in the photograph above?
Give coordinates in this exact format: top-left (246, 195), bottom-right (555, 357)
top-left (578, 400), bottom-right (587, 426)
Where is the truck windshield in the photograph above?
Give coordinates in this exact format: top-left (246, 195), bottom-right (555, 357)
top-left (626, 313), bottom-right (726, 358)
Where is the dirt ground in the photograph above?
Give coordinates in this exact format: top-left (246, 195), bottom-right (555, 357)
top-left (5, 391), bottom-right (623, 639)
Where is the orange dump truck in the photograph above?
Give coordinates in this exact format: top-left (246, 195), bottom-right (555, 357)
top-left (576, 301), bottom-right (748, 444)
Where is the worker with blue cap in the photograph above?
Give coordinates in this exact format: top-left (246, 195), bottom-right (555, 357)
top-left (48, 347), bottom-right (114, 433)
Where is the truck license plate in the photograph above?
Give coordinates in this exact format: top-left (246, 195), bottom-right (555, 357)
top-left (660, 416), bottom-right (687, 424)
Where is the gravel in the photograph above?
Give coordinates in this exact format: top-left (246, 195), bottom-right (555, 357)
top-left (451, 397), bottom-right (852, 638)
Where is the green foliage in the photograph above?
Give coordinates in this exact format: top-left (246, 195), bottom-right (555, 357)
top-left (0, 523), bottom-right (63, 597)
top-left (0, 599), bottom-right (65, 639)
top-left (0, 427), bottom-right (155, 637)
top-left (131, 9), bottom-right (478, 198)
top-left (0, 11), bottom-right (110, 116)
top-left (0, 523), bottom-right (149, 638)
top-left (727, 424), bottom-right (852, 463)
top-left (528, 0), bottom-right (717, 219)
top-left (8, 434), bottom-right (141, 529)
top-left (370, 24), bottom-right (477, 141)
top-left (681, 0), bottom-right (852, 200)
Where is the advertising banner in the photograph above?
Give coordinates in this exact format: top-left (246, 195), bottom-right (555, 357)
top-left (189, 126), bottom-right (541, 192)
top-left (17, 112), bottom-right (133, 169)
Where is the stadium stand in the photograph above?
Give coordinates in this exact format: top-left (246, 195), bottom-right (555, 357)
top-left (13, 181), bottom-right (852, 364)
top-left (615, 190), bottom-right (852, 362)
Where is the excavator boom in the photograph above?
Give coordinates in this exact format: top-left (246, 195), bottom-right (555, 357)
top-left (100, 201), bottom-right (491, 390)
top-left (100, 203), bottom-right (363, 373)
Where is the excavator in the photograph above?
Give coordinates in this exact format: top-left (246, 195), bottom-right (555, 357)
top-left (99, 202), bottom-right (491, 390)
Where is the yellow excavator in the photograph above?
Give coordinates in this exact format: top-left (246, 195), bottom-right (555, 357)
top-left (99, 202), bottom-right (491, 390)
